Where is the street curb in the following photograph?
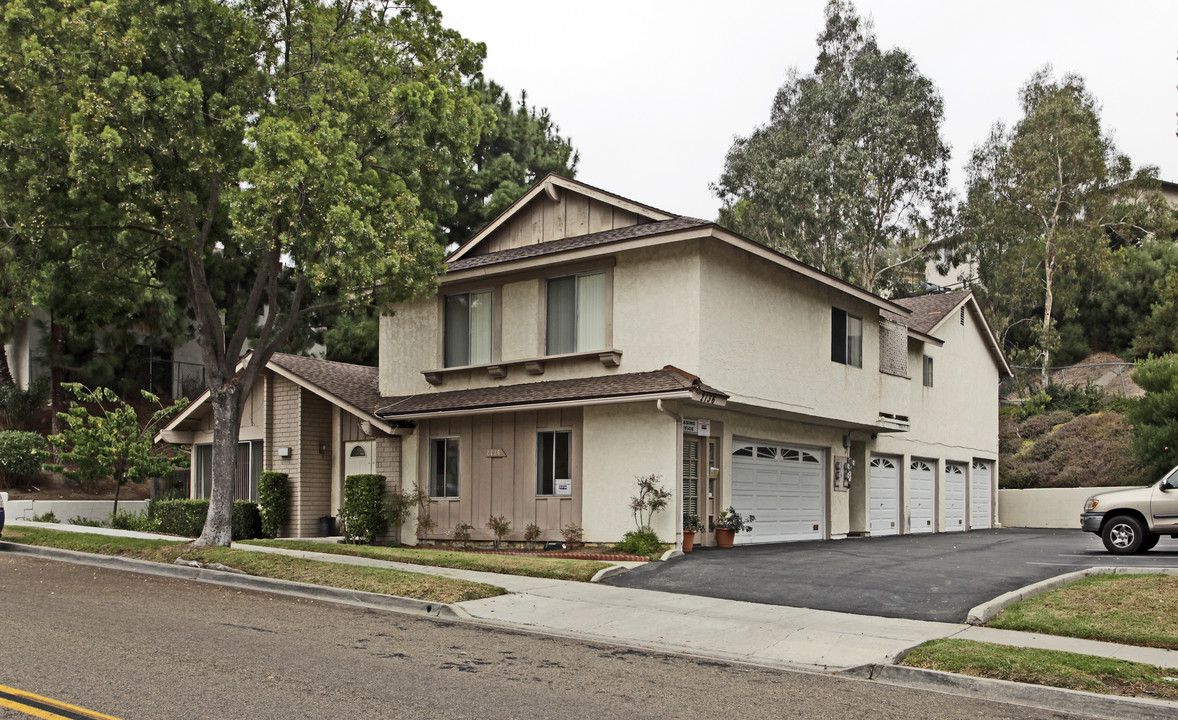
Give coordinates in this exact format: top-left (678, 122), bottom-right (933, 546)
top-left (590, 564), bottom-right (631, 583)
top-left (966, 566), bottom-right (1178, 625)
top-left (0, 541), bottom-right (473, 621)
top-left (838, 663), bottom-right (1178, 720)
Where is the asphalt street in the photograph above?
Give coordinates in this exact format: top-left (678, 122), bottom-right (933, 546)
top-left (605, 528), bottom-right (1178, 622)
top-left (0, 553), bottom-right (1093, 720)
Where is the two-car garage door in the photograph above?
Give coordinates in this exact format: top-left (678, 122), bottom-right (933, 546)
top-left (731, 440), bottom-right (824, 544)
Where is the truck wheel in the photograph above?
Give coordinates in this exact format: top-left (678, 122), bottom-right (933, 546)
top-left (1102, 515), bottom-right (1145, 554)
top-left (1140, 533), bottom-right (1160, 553)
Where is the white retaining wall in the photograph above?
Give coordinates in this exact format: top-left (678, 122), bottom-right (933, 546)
top-left (3, 500), bottom-right (148, 523)
top-left (998, 486), bottom-right (1139, 529)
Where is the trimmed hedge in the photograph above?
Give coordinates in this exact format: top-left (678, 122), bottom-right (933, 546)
top-left (340, 474), bottom-right (387, 544)
top-left (258, 471), bottom-right (290, 538)
top-left (152, 498), bottom-right (262, 540)
top-left (0, 430), bottom-right (48, 484)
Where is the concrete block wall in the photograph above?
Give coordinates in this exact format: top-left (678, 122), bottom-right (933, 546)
top-left (297, 391), bottom-right (333, 535)
top-left (375, 435), bottom-right (402, 543)
top-left (4, 500), bottom-right (148, 523)
top-left (269, 376), bottom-right (303, 536)
top-left (998, 486), bottom-right (1129, 528)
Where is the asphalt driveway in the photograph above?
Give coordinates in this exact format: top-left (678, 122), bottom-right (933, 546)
top-left (603, 528), bottom-right (1178, 623)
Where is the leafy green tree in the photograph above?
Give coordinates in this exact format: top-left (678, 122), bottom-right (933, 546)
top-left (1126, 355), bottom-right (1178, 479)
top-left (0, 0), bottom-right (487, 545)
top-left (953, 68), bottom-right (1163, 381)
top-left (46, 384), bottom-right (189, 515)
top-left (714, 0), bottom-right (951, 293)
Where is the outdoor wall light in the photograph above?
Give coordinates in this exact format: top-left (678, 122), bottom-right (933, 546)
top-left (318, 442), bottom-right (327, 454)
top-left (277, 447), bottom-right (291, 458)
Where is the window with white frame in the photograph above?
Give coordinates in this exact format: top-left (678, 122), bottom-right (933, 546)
top-left (444, 290), bottom-right (494, 367)
top-left (546, 271), bottom-right (607, 355)
top-left (536, 430), bottom-right (571, 496)
top-left (429, 437), bottom-right (460, 498)
top-left (831, 308), bottom-right (862, 368)
top-left (923, 355), bottom-right (934, 387)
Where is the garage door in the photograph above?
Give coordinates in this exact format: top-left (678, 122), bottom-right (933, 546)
top-left (971, 459), bottom-right (993, 529)
top-left (869, 456), bottom-right (899, 536)
top-left (731, 440), bottom-right (824, 544)
top-left (909, 459), bottom-right (935, 534)
top-left (944, 462), bottom-right (966, 532)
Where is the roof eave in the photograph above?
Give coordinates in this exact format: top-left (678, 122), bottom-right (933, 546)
top-left (376, 387), bottom-right (726, 421)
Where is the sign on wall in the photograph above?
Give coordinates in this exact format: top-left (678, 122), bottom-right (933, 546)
top-left (682, 418), bottom-right (711, 437)
top-left (555, 480), bottom-right (573, 496)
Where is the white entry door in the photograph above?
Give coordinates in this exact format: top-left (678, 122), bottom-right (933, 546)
top-left (909, 459), bottom-right (935, 534)
top-left (345, 440), bottom-right (375, 479)
top-left (971, 459), bottom-right (993, 529)
top-left (869, 456), bottom-right (900, 536)
top-left (731, 440), bottom-right (825, 544)
top-left (944, 462), bottom-right (966, 532)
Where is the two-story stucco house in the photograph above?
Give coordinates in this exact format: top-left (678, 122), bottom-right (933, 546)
top-left (162, 173), bottom-right (1010, 547)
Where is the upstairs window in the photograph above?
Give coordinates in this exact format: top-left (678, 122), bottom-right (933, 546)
top-left (923, 355), bottom-right (934, 387)
top-left (546, 271), bottom-right (607, 355)
top-left (831, 308), bottom-right (862, 368)
top-left (444, 290), bottom-right (494, 367)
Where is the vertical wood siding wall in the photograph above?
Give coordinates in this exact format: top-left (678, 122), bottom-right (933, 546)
top-left (475, 194), bottom-right (643, 256)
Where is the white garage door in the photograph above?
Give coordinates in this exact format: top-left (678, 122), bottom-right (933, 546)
top-left (945, 462), bottom-right (966, 532)
top-left (909, 459), bottom-right (935, 534)
top-left (869, 456), bottom-right (900, 536)
top-left (971, 459), bottom-right (993, 529)
top-left (731, 440), bottom-right (824, 544)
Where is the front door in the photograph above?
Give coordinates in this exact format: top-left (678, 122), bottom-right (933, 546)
top-left (345, 440), bottom-right (375, 480)
top-left (683, 436), bottom-right (719, 547)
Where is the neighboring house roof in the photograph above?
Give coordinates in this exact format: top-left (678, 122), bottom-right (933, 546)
top-left (886, 290), bottom-right (1012, 378)
top-left (377, 366), bottom-right (728, 420)
top-left (157, 353), bottom-right (396, 442)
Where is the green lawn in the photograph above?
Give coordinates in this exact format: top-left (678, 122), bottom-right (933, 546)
top-left (1, 526), bottom-right (504, 603)
top-left (241, 538), bottom-right (612, 583)
top-left (902, 639), bottom-right (1178, 699)
top-left (988, 573), bottom-right (1178, 650)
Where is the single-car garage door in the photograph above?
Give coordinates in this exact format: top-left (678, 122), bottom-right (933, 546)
top-left (971, 459), bottom-right (993, 529)
top-left (731, 440), bottom-right (824, 544)
top-left (945, 462), bottom-right (966, 532)
top-left (909, 459), bottom-right (935, 534)
top-left (869, 456), bottom-right (900, 536)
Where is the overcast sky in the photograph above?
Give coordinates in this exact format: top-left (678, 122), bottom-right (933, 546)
top-left (433, 0), bottom-right (1177, 220)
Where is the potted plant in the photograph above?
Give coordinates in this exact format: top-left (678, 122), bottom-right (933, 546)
top-left (682, 512), bottom-right (703, 553)
top-left (714, 506), bottom-right (755, 548)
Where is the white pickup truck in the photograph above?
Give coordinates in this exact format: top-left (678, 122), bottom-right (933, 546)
top-left (1081, 466), bottom-right (1178, 554)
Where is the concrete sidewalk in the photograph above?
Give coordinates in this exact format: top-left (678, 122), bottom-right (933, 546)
top-left (7, 520), bottom-right (1178, 674)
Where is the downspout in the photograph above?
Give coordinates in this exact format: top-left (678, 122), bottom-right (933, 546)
top-left (657, 399), bottom-right (683, 551)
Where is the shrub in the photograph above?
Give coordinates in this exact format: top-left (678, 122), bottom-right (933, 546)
top-left (0, 377), bottom-right (48, 429)
top-left (1127, 354), bottom-right (1178, 478)
top-left (68, 515), bottom-right (102, 527)
top-left (258, 471), bottom-right (290, 539)
top-left (560, 523), bottom-right (583, 548)
top-left (452, 522), bottom-right (474, 547)
top-left (340, 474), bottom-right (387, 544)
top-left (385, 487), bottom-right (425, 537)
top-left (0, 430), bottom-right (48, 487)
top-left (523, 523), bottom-right (542, 548)
top-left (109, 509), bottom-right (159, 533)
top-left (614, 529), bottom-right (663, 557)
top-left (486, 514), bottom-right (511, 549)
top-left (1001, 412), bottom-right (1149, 488)
top-left (31, 511), bottom-right (58, 523)
top-left (628, 474), bottom-right (671, 532)
top-left (152, 498), bottom-right (261, 540)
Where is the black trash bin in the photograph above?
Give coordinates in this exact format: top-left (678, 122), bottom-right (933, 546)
top-left (318, 515), bottom-right (337, 537)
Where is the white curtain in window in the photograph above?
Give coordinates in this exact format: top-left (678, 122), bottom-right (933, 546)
top-left (847, 315), bottom-right (863, 368)
top-left (469, 290), bottom-right (494, 365)
top-left (576, 272), bottom-right (607, 352)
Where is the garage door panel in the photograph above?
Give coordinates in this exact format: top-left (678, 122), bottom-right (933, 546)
top-left (869, 456), bottom-right (899, 536)
top-left (944, 462), bottom-right (966, 532)
top-left (732, 440), bottom-right (824, 544)
top-left (971, 460), bottom-right (993, 529)
top-left (909, 459), bottom-right (935, 534)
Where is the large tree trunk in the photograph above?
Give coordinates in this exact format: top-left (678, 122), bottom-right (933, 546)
top-left (1040, 253), bottom-right (1055, 391)
top-left (194, 382), bottom-right (245, 546)
top-left (49, 314), bottom-right (66, 439)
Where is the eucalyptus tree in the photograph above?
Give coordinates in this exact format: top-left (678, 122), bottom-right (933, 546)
top-left (0, 0), bottom-right (487, 545)
top-left (714, 0), bottom-right (951, 294)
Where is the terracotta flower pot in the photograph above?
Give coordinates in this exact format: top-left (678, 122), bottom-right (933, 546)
top-left (682, 530), bottom-right (695, 553)
top-left (715, 528), bottom-right (735, 548)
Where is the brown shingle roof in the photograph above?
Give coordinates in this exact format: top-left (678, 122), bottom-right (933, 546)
top-left (447, 216), bottom-right (712, 272)
top-left (376, 366), bottom-right (727, 418)
top-left (888, 290), bottom-right (973, 334)
top-left (268, 353), bottom-right (383, 416)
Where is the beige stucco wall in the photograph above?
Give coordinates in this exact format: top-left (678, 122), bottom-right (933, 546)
top-left (999, 486), bottom-right (1129, 529)
top-left (582, 402), bottom-right (679, 543)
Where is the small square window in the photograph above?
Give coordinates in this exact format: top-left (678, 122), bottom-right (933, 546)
top-left (923, 355), bottom-right (934, 387)
top-left (831, 308), bottom-right (862, 368)
top-left (429, 437), bottom-right (460, 498)
top-left (536, 430), bottom-right (571, 495)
